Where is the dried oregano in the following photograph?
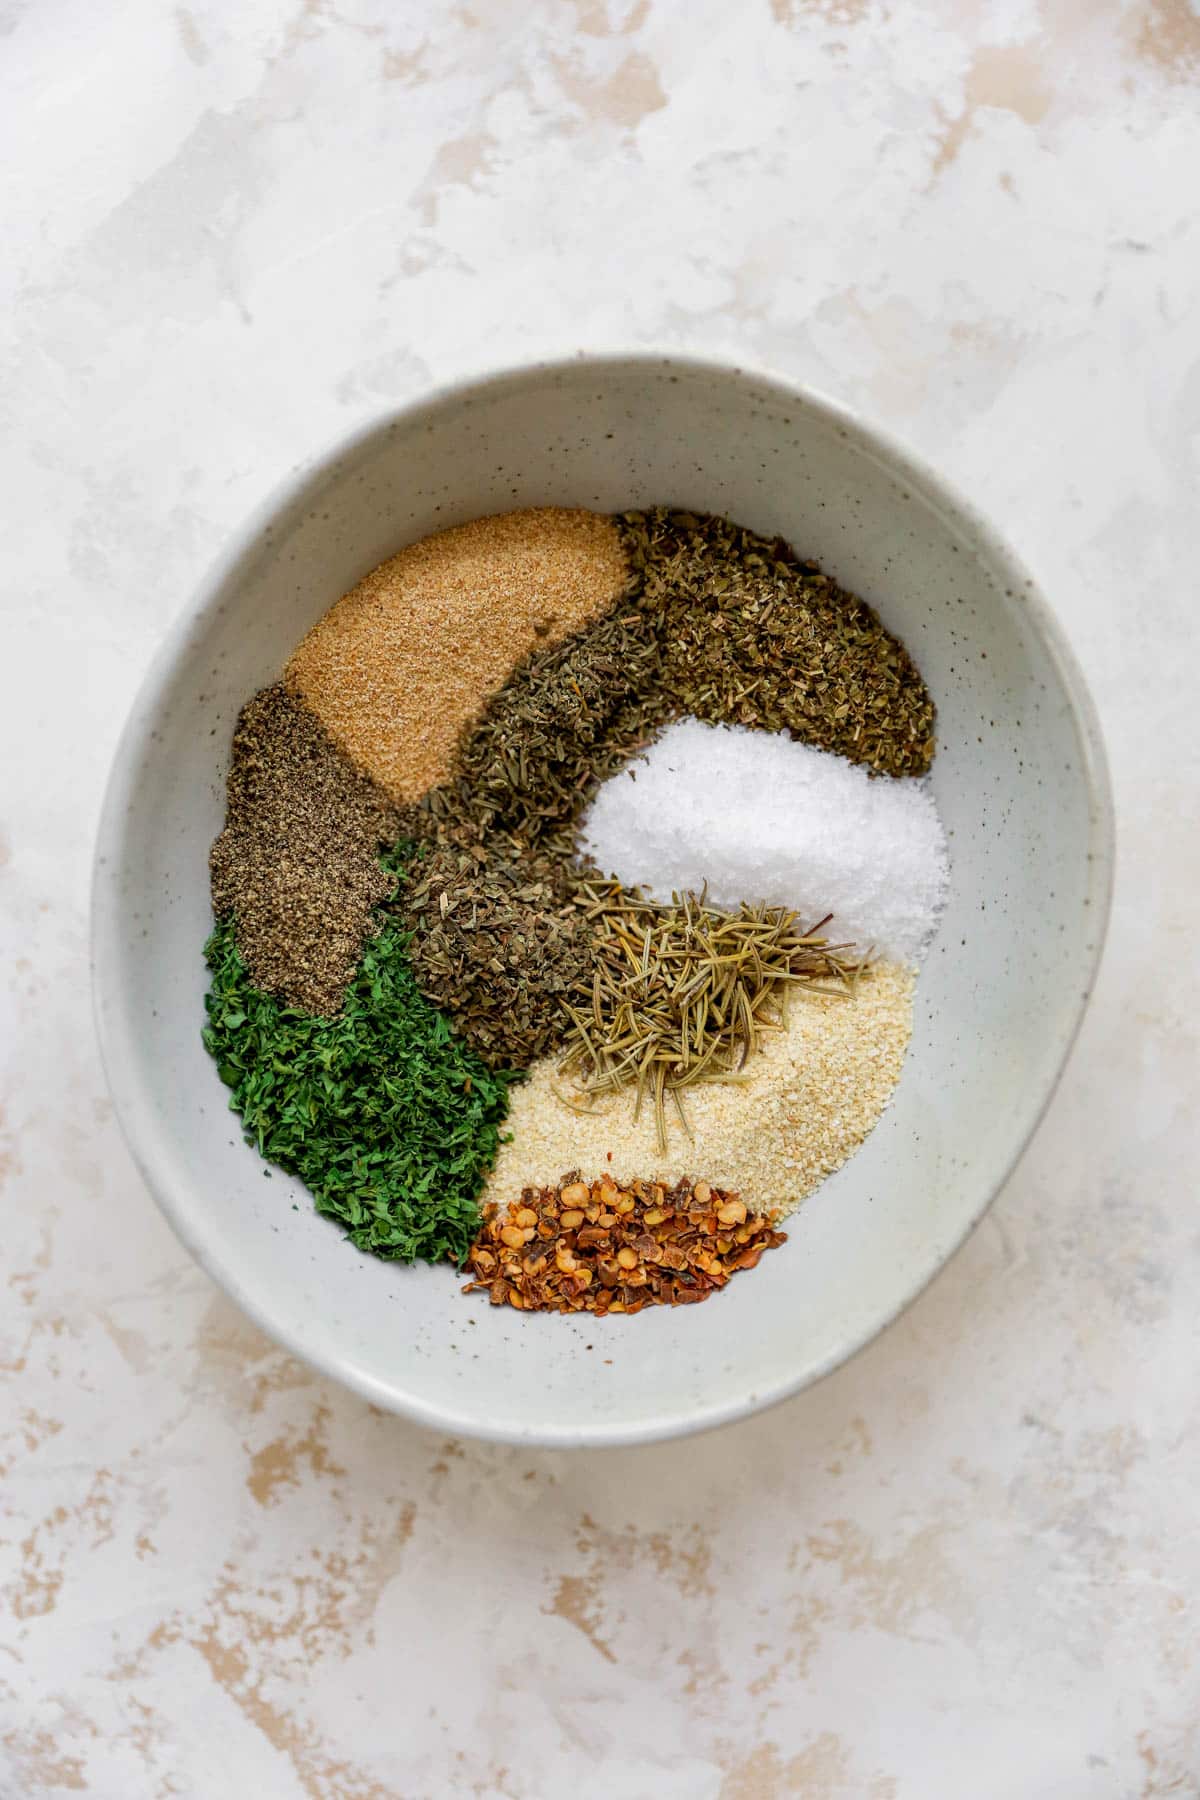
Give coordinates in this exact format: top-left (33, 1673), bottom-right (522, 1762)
top-left (399, 841), bottom-right (594, 1068)
top-left (624, 508), bottom-right (935, 779)
top-left (415, 591), bottom-right (672, 865)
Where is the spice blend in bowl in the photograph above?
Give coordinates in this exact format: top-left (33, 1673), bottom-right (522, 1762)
top-left (94, 356), bottom-right (1110, 1443)
top-left (202, 500), bottom-right (945, 1290)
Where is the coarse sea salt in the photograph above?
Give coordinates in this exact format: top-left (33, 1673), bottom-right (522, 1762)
top-left (577, 717), bottom-right (949, 965)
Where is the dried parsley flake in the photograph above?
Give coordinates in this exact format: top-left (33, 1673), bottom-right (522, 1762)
top-left (203, 861), bottom-right (511, 1264)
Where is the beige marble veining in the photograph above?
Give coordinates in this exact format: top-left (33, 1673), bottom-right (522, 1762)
top-left (2, 0), bottom-right (1199, 1793)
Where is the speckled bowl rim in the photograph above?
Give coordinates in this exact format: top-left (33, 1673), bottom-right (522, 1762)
top-left (92, 350), bottom-right (1114, 1447)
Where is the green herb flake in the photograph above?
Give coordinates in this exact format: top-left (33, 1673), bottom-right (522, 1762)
top-left (202, 856), bottom-right (512, 1265)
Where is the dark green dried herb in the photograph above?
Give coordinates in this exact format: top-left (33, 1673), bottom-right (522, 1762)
top-left (399, 841), bottom-right (595, 1067)
top-left (623, 508), bottom-right (935, 779)
top-left (415, 593), bottom-right (672, 866)
top-left (391, 596), bottom-right (673, 1064)
top-left (202, 853), bottom-right (511, 1264)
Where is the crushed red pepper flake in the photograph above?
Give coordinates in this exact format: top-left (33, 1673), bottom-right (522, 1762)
top-left (461, 1174), bottom-right (786, 1315)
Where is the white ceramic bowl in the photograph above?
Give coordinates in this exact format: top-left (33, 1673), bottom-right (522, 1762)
top-left (93, 354), bottom-right (1112, 1446)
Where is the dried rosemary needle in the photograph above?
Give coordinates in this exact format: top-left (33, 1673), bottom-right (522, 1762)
top-left (560, 884), bottom-right (863, 1151)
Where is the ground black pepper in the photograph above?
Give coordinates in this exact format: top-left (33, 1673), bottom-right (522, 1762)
top-left (209, 684), bottom-right (400, 1015)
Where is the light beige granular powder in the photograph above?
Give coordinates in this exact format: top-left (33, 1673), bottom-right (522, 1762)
top-left (483, 961), bottom-right (916, 1218)
top-left (286, 507), bottom-right (629, 802)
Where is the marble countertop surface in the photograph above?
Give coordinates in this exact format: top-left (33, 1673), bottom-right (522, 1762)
top-left (3, 1), bottom-right (1198, 1794)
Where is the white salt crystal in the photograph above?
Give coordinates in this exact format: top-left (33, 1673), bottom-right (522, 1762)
top-left (577, 718), bottom-right (949, 964)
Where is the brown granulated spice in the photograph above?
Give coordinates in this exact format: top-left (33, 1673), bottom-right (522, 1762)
top-left (285, 507), bottom-right (629, 803)
top-left (462, 1175), bottom-right (786, 1315)
top-left (209, 684), bottom-right (400, 1015)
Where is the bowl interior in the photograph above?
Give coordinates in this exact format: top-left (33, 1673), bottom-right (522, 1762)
top-left (93, 358), bottom-right (1110, 1444)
